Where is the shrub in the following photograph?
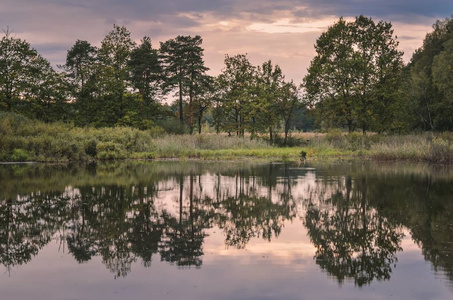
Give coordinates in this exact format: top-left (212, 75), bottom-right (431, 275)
top-left (84, 139), bottom-right (98, 157)
top-left (326, 129), bottom-right (348, 149)
top-left (11, 149), bottom-right (29, 161)
top-left (96, 142), bottom-right (127, 160)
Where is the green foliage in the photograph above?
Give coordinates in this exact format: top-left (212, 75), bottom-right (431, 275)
top-left (0, 112), bottom-right (162, 161)
top-left (96, 142), bottom-right (127, 160)
top-left (157, 118), bottom-right (188, 134)
top-left (303, 16), bottom-right (404, 133)
top-left (0, 32), bottom-right (69, 121)
top-left (84, 139), bottom-right (98, 157)
top-left (325, 129), bottom-right (348, 149)
top-left (216, 54), bottom-right (256, 136)
top-left (408, 16), bottom-right (453, 130)
top-left (11, 149), bottom-right (29, 161)
top-left (160, 35), bottom-right (209, 131)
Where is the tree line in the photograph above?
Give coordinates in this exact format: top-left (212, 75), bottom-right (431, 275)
top-left (304, 15), bottom-right (453, 133)
top-left (0, 25), bottom-right (305, 144)
top-left (1, 15), bottom-right (453, 139)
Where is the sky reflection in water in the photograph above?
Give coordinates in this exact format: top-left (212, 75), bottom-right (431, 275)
top-left (0, 161), bottom-right (452, 300)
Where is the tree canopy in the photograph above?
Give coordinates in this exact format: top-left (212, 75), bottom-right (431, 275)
top-left (1, 15), bottom-right (453, 137)
top-left (303, 16), bottom-right (404, 134)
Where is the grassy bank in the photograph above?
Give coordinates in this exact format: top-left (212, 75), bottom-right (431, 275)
top-left (1, 112), bottom-right (453, 163)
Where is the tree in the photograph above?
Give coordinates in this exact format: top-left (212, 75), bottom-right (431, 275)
top-left (217, 54), bottom-right (256, 136)
top-left (96, 24), bottom-right (136, 126)
top-left (25, 56), bottom-right (69, 122)
top-left (0, 31), bottom-right (36, 112)
top-left (61, 40), bottom-right (98, 125)
top-left (432, 39), bottom-right (453, 128)
top-left (255, 60), bottom-right (285, 144)
top-left (193, 75), bottom-right (215, 134)
top-left (352, 16), bottom-right (404, 133)
top-left (160, 35), bottom-right (209, 133)
top-left (63, 40), bottom-right (97, 97)
top-left (0, 30), bottom-right (69, 121)
top-left (278, 81), bottom-right (301, 145)
top-left (407, 17), bottom-right (453, 130)
top-left (303, 16), bottom-right (404, 134)
top-left (128, 37), bottom-right (163, 114)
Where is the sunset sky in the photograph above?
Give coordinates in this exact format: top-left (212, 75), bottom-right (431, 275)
top-left (1, 0), bottom-right (452, 82)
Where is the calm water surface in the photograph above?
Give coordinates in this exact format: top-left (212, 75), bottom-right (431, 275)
top-left (1, 161), bottom-right (453, 300)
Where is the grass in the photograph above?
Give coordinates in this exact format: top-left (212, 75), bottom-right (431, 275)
top-left (369, 133), bottom-right (453, 164)
top-left (1, 112), bottom-right (453, 164)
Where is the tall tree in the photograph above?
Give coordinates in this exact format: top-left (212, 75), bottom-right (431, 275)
top-left (61, 40), bottom-right (98, 125)
top-left (26, 56), bottom-right (69, 122)
top-left (278, 81), bottom-right (301, 146)
top-left (63, 40), bottom-right (97, 97)
top-left (409, 17), bottom-right (453, 130)
top-left (96, 24), bottom-right (136, 126)
top-left (193, 75), bottom-right (215, 134)
top-left (0, 31), bottom-right (39, 112)
top-left (0, 31), bottom-right (68, 121)
top-left (217, 54), bottom-right (256, 136)
top-left (160, 35), bottom-right (209, 133)
top-left (432, 39), bottom-right (453, 127)
top-left (128, 36), bottom-right (162, 111)
top-left (303, 16), bottom-right (404, 134)
top-left (255, 60), bottom-right (286, 144)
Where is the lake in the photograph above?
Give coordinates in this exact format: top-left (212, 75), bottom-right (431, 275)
top-left (1, 161), bottom-right (452, 300)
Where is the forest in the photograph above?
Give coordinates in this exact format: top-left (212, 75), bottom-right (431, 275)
top-left (1, 15), bottom-right (453, 161)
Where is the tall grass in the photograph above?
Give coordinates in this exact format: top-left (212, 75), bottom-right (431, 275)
top-left (370, 133), bottom-right (453, 163)
top-left (299, 129), bottom-right (453, 164)
top-left (0, 112), bottom-right (273, 162)
top-left (2, 112), bottom-right (453, 163)
top-left (0, 112), bottom-right (163, 161)
top-left (150, 134), bottom-right (271, 157)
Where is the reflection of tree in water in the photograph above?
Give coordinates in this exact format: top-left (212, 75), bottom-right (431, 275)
top-left (304, 176), bottom-right (404, 286)
top-left (214, 166), bottom-right (296, 249)
top-left (5, 161), bottom-right (452, 286)
top-left (128, 184), bottom-right (164, 268)
top-left (0, 191), bottom-right (68, 272)
top-left (0, 163), bottom-right (300, 276)
top-left (159, 176), bottom-right (207, 268)
top-left (367, 176), bottom-right (453, 281)
top-left (65, 183), bottom-right (166, 278)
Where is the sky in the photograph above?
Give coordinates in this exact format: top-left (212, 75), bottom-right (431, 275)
top-left (0, 0), bottom-right (452, 83)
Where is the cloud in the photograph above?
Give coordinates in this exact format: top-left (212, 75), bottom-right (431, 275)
top-left (0, 0), bottom-right (449, 80)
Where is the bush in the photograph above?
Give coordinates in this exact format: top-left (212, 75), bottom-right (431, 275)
top-left (11, 148), bottom-right (29, 161)
top-left (84, 139), bottom-right (98, 157)
top-left (326, 129), bottom-right (348, 149)
top-left (96, 142), bottom-right (127, 160)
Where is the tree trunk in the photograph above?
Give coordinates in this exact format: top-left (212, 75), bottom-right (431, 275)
top-left (269, 127), bottom-right (273, 145)
top-left (348, 120), bottom-right (353, 133)
top-left (189, 75), bottom-right (194, 134)
top-left (198, 108), bottom-right (203, 134)
top-left (235, 108), bottom-right (239, 136)
top-left (284, 119), bottom-right (290, 146)
top-left (178, 81), bottom-right (183, 125)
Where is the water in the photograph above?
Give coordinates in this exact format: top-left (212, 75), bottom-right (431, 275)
top-left (1, 161), bottom-right (452, 300)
